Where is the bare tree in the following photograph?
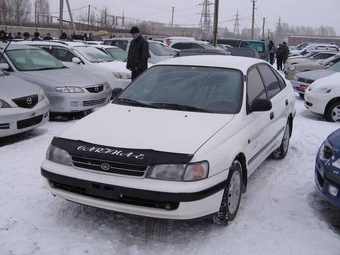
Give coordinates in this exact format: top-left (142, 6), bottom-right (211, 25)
top-left (5, 0), bottom-right (32, 25)
top-left (35, 0), bottom-right (50, 25)
top-left (0, 0), bottom-right (8, 24)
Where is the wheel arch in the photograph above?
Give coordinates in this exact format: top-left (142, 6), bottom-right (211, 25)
top-left (234, 153), bottom-right (247, 193)
top-left (324, 97), bottom-right (340, 115)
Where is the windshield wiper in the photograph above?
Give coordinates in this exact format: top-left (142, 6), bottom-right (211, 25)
top-left (35, 66), bottom-right (66, 71)
top-left (114, 98), bottom-right (156, 108)
top-left (150, 103), bottom-right (212, 112)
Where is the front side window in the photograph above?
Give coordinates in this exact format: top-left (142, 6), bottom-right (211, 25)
top-left (105, 48), bottom-right (128, 61)
top-left (257, 64), bottom-right (281, 99)
top-left (51, 47), bottom-right (77, 62)
top-left (110, 40), bottom-right (128, 51)
top-left (73, 46), bottom-right (114, 63)
top-left (6, 49), bottom-right (65, 71)
top-left (149, 42), bottom-right (174, 56)
top-left (247, 67), bottom-right (266, 108)
top-left (115, 65), bottom-right (243, 114)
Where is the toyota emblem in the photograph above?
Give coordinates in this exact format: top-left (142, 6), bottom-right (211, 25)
top-left (94, 86), bottom-right (99, 92)
top-left (100, 163), bottom-right (110, 171)
top-left (27, 98), bottom-right (32, 105)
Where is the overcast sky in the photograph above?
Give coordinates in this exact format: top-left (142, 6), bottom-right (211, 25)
top-left (49, 0), bottom-right (340, 36)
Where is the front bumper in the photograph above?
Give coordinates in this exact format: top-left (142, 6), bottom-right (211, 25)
top-left (315, 156), bottom-right (340, 208)
top-left (304, 92), bottom-right (328, 115)
top-left (47, 89), bottom-right (112, 113)
top-left (41, 160), bottom-right (228, 220)
top-left (0, 98), bottom-right (50, 137)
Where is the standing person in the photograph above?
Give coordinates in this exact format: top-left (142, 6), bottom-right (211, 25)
top-left (23, 32), bottom-right (30, 41)
top-left (83, 33), bottom-right (88, 41)
top-left (281, 41), bottom-right (290, 69)
top-left (32, 32), bottom-right (42, 41)
top-left (43, 32), bottom-right (53, 40)
top-left (14, 32), bottom-right (22, 39)
top-left (59, 32), bottom-right (67, 39)
top-left (276, 44), bottom-right (283, 70)
top-left (126, 26), bottom-right (149, 81)
top-left (268, 40), bottom-right (276, 65)
top-left (0, 30), bottom-right (7, 40)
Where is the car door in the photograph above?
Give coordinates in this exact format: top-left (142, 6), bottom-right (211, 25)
top-left (246, 66), bottom-right (273, 175)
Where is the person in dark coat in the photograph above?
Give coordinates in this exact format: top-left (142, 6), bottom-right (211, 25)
top-left (14, 32), bottom-right (22, 39)
top-left (268, 40), bottom-right (276, 65)
top-left (59, 32), bottom-right (67, 40)
top-left (31, 32), bottom-right (42, 41)
top-left (281, 41), bottom-right (290, 68)
top-left (276, 44), bottom-right (283, 70)
top-left (126, 26), bottom-right (149, 81)
top-left (23, 32), bottom-right (30, 41)
top-left (43, 32), bottom-right (53, 40)
top-left (0, 30), bottom-right (8, 41)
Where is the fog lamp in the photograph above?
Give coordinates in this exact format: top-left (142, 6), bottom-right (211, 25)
top-left (70, 101), bottom-right (78, 107)
top-left (328, 185), bottom-right (338, 197)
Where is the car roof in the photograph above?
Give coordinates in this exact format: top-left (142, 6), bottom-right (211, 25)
top-left (0, 42), bottom-right (40, 51)
top-left (154, 55), bottom-right (264, 74)
top-left (89, 45), bottom-right (119, 49)
top-left (175, 49), bottom-right (229, 57)
top-left (16, 40), bottom-right (86, 47)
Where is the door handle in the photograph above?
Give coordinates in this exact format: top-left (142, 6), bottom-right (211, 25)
top-left (270, 112), bottom-right (274, 120)
top-left (285, 99), bottom-right (288, 106)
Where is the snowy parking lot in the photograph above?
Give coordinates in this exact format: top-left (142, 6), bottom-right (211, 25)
top-left (0, 96), bottom-right (340, 255)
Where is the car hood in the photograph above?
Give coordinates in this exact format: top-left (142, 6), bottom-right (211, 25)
top-left (295, 69), bottom-right (336, 80)
top-left (60, 104), bottom-right (234, 154)
top-left (22, 68), bottom-right (106, 86)
top-left (309, 72), bottom-right (340, 89)
top-left (0, 74), bottom-right (40, 99)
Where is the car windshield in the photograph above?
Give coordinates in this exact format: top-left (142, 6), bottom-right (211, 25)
top-left (74, 46), bottom-right (115, 63)
top-left (115, 65), bottom-right (243, 114)
top-left (149, 42), bottom-right (175, 56)
top-left (321, 56), bottom-right (339, 66)
top-left (239, 42), bottom-right (265, 53)
top-left (105, 47), bottom-right (128, 61)
top-left (296, 43), bottom-right (308, 50)
top-left (6, 48), bottom-right (65, 71)
top-left (326, 61), bottom-right (340, 72)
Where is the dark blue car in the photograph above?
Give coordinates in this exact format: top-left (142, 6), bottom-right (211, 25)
top-left (315, 128), bottom-right (340, 208)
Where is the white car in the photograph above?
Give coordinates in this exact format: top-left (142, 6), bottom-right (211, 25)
top-left (41, 56), bottom-right (296, 225)
top-left (18, 41), bottom-right (131, 89)
top-left (0, 67), bottom-right (50, 137)
top-left (289, 44), bottom-right (339, 57)
top-left (305, 72), bottom-right (340, 122)
top-left (88, 45), bottom-right (128, 62)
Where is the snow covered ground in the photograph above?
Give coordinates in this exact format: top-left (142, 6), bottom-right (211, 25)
top-left (0, 96), bottom-right (340, 255)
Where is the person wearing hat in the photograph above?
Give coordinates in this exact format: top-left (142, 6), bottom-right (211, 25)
top-left (126, 26), bottom-right (149, 81)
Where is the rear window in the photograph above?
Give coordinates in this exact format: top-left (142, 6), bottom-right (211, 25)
top-left (240, 41), bottom-right (265, 53)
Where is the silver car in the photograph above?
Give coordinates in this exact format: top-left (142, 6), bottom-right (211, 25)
top-left (0, 43), bottom-right (112, 113)
top-left (0, 68), bottom-right (50, 138)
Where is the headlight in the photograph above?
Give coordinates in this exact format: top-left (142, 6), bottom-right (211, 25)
top-left (0, 99), bottom-right (11, 108)
top-left (55, 86), bottom-right (84, 93)
top-left (147, 161), bottom-right (209, 181)
top-left (319, 140), bottom-right (339, 161)
top-left (288, 66), bottom-right (296, 71)
top-left (104, 81), bottom-right (110, 89)
top-left (46, 144), bottom-right (72, 166)
top-left (113, 72), bottom-right (131, 79)
top-left (38, 88), bottom-right (46, 102)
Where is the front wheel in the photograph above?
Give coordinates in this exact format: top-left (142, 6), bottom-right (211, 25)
top-left (325, 101), bottom-right (340, 122)
top-left (213, 159), bottom-right (242, 226)
top-left (272, 121), bottom-right (290, 159)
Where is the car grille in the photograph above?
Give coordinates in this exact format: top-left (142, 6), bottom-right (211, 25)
top-left (86, 85), bottom-right (104, 93)
top-left (72, 155), bottom-right (149, 177)
top-left (83, 98), bottom-right (107, 107)
top-left (17, 114), bottom-right (43, 129)
top-left (12, 94), bottom-right (38, 108)
top-left (0, 123), bottom-right (10, 129)
top-left (298, 78), bottom-right (314, 84)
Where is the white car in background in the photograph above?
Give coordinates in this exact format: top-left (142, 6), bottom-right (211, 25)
top-left (0, 67), bottom-right (50, 137)
top-left (18, 41), bottom-right (131, 89)
top-left (103, 38), bottom-right (175, 64)
top-left (289, 44), bottom-right (339, 57)
top-left (41, 56), bottom-right (296, 225)
top-left (305, 72), bottom-right (340, 122)
top-left (88, 45), bottom-right (128, 62)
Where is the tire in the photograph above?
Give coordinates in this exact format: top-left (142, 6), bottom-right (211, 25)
top-left (325, 101), bottom-right (340, 122)
top-left (299, 93), bottom-right (304, 99)
top-left (272, 121), bottom-right (290, 159)
top-left (213, 159), bottom-right (242, 226)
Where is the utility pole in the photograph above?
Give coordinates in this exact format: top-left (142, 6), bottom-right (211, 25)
top-left (262, 18), bottom-right (265, 40)
top-left (212, 0), bottom-right (219, 46)
top-left (171, 7), bottom-right (175, 35)
top-left (267, 29), bottom-right (270, 40)
top-left (233, 10), bottom-right (240, 35)
top-left (65, 0), bottom-right (76, 34)
top-left (251, 0), bottom-right (256, 39)
top-left (34, 0), bottom-right (37, 32)
top-left (59, 0), bottom-right (63, 37)
top-left (87, 5), bottom-right (90, 31)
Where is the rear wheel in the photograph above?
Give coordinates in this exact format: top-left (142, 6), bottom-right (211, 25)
top-left (272, 121), bottom-right (290, 159)
top-left (213, 159), bottom-right (242, 226)
top-left (325, 101), bottom-right (340, 122)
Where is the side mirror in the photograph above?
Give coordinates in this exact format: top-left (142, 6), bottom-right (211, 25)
top-left (0, 63), bottom-right (9, 70)
top-left (111, 87), bottom-right (123, 99)
top-left (72, 57), bottom-right (82, 64)
top-left (328, 62), bottom-right (334, 67)
top-left (250, 98), bottom-right (272, 112)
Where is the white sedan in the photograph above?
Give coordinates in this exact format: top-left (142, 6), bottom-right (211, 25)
top-left (305, 72), bottom-right (340, 122)
top-left (41, 56), bottom-right (296, 225)
top-left (0, 67), bottom-right (50, 137)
